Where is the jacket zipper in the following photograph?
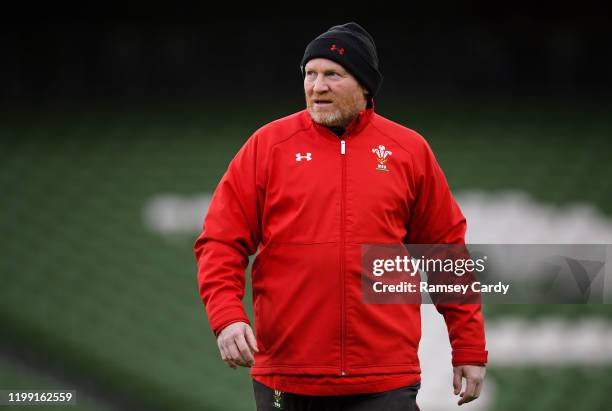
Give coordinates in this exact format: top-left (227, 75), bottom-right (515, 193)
top-left (340, 138), bottom-right (347, 376)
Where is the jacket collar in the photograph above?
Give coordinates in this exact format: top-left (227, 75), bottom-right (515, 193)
top-left (304, 98), bottom-right (376, 139)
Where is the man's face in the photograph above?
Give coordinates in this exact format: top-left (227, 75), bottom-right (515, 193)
top-left (304, 58), bottom-right (368, 128)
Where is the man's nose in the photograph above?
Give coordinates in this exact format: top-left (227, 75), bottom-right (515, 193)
top-left (313, 76), bottom-right (330, 93)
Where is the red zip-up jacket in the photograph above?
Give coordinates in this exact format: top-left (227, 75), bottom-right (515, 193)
top-left (194, 104), bottom-right (488, 395)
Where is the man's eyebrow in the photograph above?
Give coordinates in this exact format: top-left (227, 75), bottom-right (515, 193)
top-left (305, 68), bottom-right (344, 75)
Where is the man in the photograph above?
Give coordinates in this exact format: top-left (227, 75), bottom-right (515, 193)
top-left (195, 22), bottom-right (487, 410)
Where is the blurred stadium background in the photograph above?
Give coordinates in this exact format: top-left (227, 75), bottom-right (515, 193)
top-left (1, 14), bottom-right (611, 411)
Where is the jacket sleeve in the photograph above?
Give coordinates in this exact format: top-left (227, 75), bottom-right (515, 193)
top-left (406, 138), bottom-right (488, 366)
top-left (194, 134), bottom-right (263, 337)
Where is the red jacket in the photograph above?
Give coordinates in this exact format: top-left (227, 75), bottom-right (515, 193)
top-left (194, 105), bottom-right (487, 394)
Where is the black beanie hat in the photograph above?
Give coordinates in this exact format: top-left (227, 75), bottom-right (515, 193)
top-left (300, 22), bottom-right (383, 96)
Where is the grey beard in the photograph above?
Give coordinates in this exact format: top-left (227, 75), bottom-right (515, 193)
top-left (308, 108), bottom-right (345, 127)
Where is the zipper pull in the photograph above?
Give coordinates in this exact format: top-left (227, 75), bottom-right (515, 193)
top-left (341, 140), bottom-right (346, 155)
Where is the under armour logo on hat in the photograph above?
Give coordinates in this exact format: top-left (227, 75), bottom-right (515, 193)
top-left (330, 44), bottom-right (345, 56)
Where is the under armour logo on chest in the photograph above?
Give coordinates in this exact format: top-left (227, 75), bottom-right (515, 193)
top-left (296, 152), bottom-right (312, 161)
